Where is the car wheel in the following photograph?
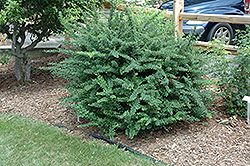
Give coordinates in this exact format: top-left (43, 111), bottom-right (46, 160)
top-left (207, 23), bottom-right (234, 44)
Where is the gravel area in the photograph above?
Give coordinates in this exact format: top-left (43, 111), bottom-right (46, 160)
top-left (1, 54), bottom-right (250, 166)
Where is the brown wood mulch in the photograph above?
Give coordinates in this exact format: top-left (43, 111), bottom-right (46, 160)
top-left (1, 54), bottom-right (250, 166)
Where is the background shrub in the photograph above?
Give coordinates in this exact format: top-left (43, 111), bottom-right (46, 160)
top-left (45, 4), bottom-right (212, 138)
top-left (124, 0), bottom-right (165, 8)
top-left (77, 0), bottom-right (104, 11)
top-left (209, 26), bottom-right (250, 118)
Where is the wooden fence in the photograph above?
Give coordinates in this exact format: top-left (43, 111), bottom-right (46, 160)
top-left (2, 1), bottom-right (249, 53)
top-left (104, 1), bottom-right (250, 33)
top-left (104, 1), bottom-right (250, 54)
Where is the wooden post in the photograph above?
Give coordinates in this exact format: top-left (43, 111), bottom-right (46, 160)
top-left (173, 0), bottom-right (184, 36)
top-left (243, 96), bottom-right (250, 125)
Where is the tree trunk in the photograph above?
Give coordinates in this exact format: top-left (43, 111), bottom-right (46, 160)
top-left (23, 57), bottom-right (31, 81)
top-left (12, 25), bottom-right (31, 82)
top-left (14, 53), bottom-right (31, 82)
top-left (14, 57), bottom-right (23, 81)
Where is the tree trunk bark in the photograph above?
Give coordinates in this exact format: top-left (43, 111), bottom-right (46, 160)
top-left (13, 47), bottom-right (31, 82)
top-left (23, 57), bottom-right (31, 81)
top-left (12, 24), bottom-right (32, 82)
top-left (14, 57), bottom-right (23, 81)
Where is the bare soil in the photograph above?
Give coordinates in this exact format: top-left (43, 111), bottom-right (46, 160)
top-left (1, 54), bottom-right (250, 166)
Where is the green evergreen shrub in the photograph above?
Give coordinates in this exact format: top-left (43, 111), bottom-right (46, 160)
top-left (75, 0), bottom-right (104, 12)
top-left (144, 0), bottom-right (165, 8)
top-left (124, 0), bottom-right (165, 8)
top-left (209, 26), bottom-right (250, 118)
top-left (44, 4), bottom-right (212, 138)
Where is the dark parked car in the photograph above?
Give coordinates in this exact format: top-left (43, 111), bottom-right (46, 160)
top-left (159, 0), bottom-right (246, 44)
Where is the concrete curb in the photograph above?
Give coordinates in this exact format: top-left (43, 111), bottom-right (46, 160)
top-left (0, 42), bottom-right (62, 62)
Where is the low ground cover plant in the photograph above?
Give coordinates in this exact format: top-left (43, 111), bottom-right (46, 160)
top-left (45, 3), bottom-right (213, 138)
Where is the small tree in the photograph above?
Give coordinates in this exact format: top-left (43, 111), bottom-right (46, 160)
top-left (0, 0), bottom-right (102, 81)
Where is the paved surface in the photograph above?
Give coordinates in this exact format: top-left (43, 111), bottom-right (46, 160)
top-left (3, 33), bottom-right (64, 48)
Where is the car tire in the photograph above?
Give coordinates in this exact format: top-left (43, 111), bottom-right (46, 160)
top-left (207, 23), bottom-right (234, 44)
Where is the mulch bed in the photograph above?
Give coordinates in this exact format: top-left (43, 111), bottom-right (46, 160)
top-left (1, 54), bottom-right (250, 165)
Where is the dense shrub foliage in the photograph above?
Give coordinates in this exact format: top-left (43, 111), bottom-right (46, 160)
top-left (209, 27), bottom-right (250, 118)
top-left (144, 0), bottom-right (165, 8)
top-left (45, 4), bottom-right (212, 138)
top-left (124, 0), bottom-right (165, 8)
top-left (75, 0), bottom-right (104, 13)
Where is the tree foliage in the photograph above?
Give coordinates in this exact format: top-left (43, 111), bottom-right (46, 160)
top-left (0, 0), bottom-right (102, 81)
top-left (44, 3), bottom-right (213, 138)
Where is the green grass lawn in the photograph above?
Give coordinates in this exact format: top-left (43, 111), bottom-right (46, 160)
top-left (0, 114), bottom-right (164, 166)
